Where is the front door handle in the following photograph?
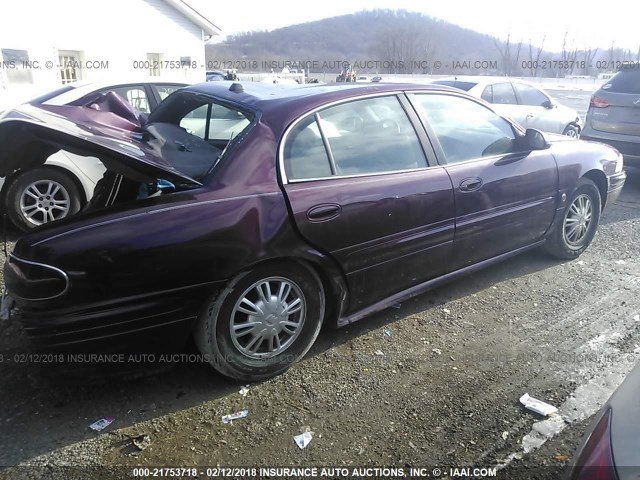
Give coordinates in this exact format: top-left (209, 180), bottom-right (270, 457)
top-left (307, 203), bottom-right (342, 222)
top-left (459, 177), bottom-right (483, 192)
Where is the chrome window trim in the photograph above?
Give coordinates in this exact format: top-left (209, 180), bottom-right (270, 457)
top-left (278, 91), bottom-right (431, 185)
top-left (8, 253), bottom-right (70, 301)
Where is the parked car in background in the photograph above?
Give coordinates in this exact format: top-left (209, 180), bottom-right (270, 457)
top-left (1, 80), bottom-right (187, 231)
top-left (432, 77), bottom-right (582, 137)
top-left (580, 63), bottom-right (640, 168)
top-left (567, 362), bottom-right (640, 479)
top-left (371, 76), bottom-right (383, 83)
top-left (356, 75), bottom-right (369, 82)
top-left (0, 82), bottom-right (625, 381)
top-left (206, 71), bottom-right (225, 81)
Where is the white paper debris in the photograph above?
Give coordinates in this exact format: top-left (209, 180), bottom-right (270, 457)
top-left (89, 417), bottom-right (115, 431)
top-left (519, 393), bottom-right (558, 416)
top-left (239, 385), bottom-right (250, 397)
top-left (294, 427), bottom-right (314, 449)
top-left (634, 315), bottom-right (640, 322)
top-left (374, 350), bottom-right (385, 356)
top-left (221, 409), bottom-right (248, 424)
top-left (501, 431), bottom-right (509, 440)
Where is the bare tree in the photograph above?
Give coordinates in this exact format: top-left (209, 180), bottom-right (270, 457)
top-left (494, 33), bottom-right (511, 75)
top-left (527, 35), bottom-right (546, 77)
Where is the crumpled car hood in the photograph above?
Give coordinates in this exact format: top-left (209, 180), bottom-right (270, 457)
top-left (0, 101), bottom-right (202, 187)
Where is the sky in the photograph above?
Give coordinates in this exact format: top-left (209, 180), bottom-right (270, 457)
top-left (189, 0), bottom-right (638, 53)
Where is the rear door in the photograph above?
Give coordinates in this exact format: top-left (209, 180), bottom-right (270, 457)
top-left (588, 69), bottom-right (640, 136)
top-left (409, 92), bottom-right (558, 268)
top-left (280, 94), bottom-right (455, 312)
top-left (484, 82), bottom-right (527, 126)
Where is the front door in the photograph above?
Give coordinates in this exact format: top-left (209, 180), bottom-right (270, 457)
top-left (409, 92), bottom-right (558, 268)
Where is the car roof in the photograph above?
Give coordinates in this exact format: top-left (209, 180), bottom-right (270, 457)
top-left (182, 81), bottom-right (461, 113)
top-left (433, 76), bottom-right (541, 87)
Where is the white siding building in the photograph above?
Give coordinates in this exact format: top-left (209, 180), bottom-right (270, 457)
top-left (0, 0), bottom-right (220, 107)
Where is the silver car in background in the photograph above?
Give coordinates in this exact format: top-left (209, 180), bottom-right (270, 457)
top-left (432, 77), bottom-right (582, 137)
top-left (580, 64), bottom-right (640, 168)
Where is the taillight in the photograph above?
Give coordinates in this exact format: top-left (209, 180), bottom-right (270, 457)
top-left (590, 96), bottom-right (610, 108)
top-left (568, 409), bottom-right (618, 480)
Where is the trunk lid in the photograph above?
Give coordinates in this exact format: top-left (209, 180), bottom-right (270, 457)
top-left (0, 102), bottom-right (203, 187)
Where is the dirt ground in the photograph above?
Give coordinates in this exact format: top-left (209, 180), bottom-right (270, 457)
top-left (0, 168), bottom-right (638, 480)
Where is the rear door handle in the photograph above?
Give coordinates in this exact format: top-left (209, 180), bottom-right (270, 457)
top-left (459, 177), bottom-right (483, 192)
top-left (307, 203), bottom-right (342, 222)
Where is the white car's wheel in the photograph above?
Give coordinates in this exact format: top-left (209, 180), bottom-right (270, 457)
top-left (5, 168), bottom-right (82, 231)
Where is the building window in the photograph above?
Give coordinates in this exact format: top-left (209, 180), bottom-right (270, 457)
top-left (1, 49), bottom-right (33, 84)
top-left (59, 51), bottom-right (82, 84)
top-left (147, 53), bottom-right (161, 77)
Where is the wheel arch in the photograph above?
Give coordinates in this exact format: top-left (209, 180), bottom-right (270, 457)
top-left (583, 169), bottom-right (607, 210)
top-left (191, 254), bottom-right (348, 336)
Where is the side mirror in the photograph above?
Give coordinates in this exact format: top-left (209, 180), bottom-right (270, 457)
top-left (542, 100), bottom-right (554, 109)
top-left (525, 128), bottom-right (549, 150)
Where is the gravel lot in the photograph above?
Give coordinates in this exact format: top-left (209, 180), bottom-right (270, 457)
top-left (0, 161), bottom-right (638, 480)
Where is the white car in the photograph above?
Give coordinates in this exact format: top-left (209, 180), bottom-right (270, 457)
top-left (431, 76), bottom-right (582, 138)
top-left (1, 80), bottom-right (187, 231)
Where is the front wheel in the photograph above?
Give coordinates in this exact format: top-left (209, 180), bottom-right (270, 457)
top-left (194, 263), bottom-right (325, 381)
top-left (543, 178), bottom-right (601, 259)
top-left (562, 125), bottom-right (580, 138)
top-left (4, 168), bottom-right (82, 231)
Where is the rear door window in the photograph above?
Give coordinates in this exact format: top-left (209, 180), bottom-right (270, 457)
top-left (283, 95), bottom-right (427, 180)
top-left (491, 83), bottom-right (518, 105)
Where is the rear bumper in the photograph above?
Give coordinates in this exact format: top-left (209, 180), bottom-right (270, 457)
top-left (4, 255), bottom-right (221, 359)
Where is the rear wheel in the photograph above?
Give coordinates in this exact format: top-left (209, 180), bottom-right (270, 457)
top-left (543, 178), bottom-right (601, 259)
top-left (194, 263), bottom-right (324, 381)
top-left (5, 168), bottom-right (82, 231)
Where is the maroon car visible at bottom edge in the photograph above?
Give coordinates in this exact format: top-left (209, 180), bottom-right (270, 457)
top-left (0, 81), bottom-right (627, 381)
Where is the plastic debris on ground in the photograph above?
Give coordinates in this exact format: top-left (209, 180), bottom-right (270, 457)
top-left (131, 434), bottom-right (152, 453)
top-left (221, 409), bottom-right (248, 424)
top-left (89, 417), bottom-right (115, 431)
top-left (294, 426), bottom-right (314, 449)
top-left (519, 393), bottom-right (558, 416)
top-left (383, 329), bottom-right (392, 337)
top-left (501, 431), bottom-right (509, 440)
top-left (239, 385), bottom-right (250, 397)
top-left (374, 350), bottom-right (385, 356)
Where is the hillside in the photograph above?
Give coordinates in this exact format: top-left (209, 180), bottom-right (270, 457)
top-left (207, 10), bottom-right (637, 78)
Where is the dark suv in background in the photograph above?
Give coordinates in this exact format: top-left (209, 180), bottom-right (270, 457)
top-left (581, 63), bottom-right (640, 167)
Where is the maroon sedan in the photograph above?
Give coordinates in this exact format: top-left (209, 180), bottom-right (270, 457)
top-left (0, 82), bottom-right (627, 380)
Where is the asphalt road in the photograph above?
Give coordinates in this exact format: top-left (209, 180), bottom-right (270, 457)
top-left (0, 169), bottom-right (638, 480)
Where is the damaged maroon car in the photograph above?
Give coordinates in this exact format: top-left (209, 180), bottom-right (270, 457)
top-left (0, 82), bottom-right (627, 381)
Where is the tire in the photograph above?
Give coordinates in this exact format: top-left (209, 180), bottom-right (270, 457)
top-left (194, 263), bottom-right (325, 381)
top-left (543, 178), bottom-right (601, 260)
top-left (562, 125), bottom-right (580, 138)
top-left (5, 168), bottom-right (82, 231)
